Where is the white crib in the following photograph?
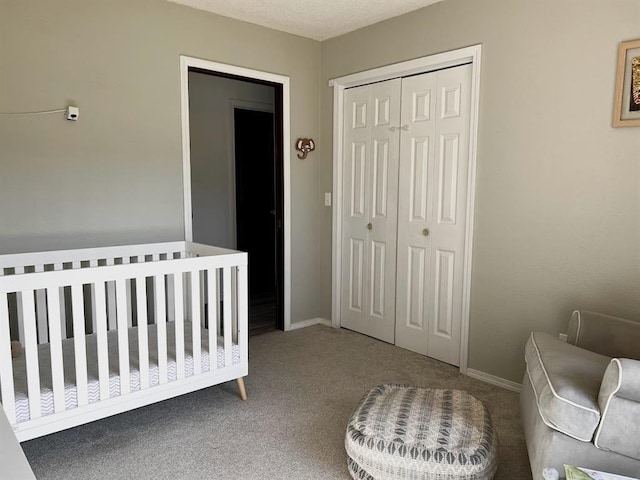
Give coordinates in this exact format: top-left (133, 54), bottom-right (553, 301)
top-left (0, 241), bottom-right (248, 442)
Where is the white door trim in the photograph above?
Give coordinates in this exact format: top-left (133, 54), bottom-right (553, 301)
top-left (329, 45), bottom-right (482, 373)
top-left (180, 55), bottom-right (292, 331)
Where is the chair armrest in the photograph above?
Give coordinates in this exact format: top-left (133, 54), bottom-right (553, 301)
top-left (567, 310), bottom-right (640, 359)
top-left (594, 358), bottom-right (640, 460)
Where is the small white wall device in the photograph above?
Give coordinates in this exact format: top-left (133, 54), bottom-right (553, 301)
top-left (66, 106), bottom-right (79, 121)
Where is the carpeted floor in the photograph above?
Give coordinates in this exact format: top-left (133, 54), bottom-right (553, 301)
top-left (22, 325), bottom-right (532, 479)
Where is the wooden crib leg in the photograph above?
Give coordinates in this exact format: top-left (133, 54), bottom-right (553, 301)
top-left (237, 377), bottom-right (247, 401)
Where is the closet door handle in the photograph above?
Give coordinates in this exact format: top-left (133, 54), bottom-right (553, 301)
top-left (367, 223), bottom-right (373, 230)
top-left (422, 228), bottom-right (430, 236)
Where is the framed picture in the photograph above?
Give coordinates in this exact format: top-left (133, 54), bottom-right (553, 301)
top-left (613, 39), bottom-right (640, 127)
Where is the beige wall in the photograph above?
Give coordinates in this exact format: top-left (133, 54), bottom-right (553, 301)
top-left (320, 0), bottom-right (640, 382)
top-left (0, 0), bottom-right (322, 323)
top-left (1, 0), bottom-right (639, 382)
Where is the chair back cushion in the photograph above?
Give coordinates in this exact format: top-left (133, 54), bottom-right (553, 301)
top-left (525, 332), bottom-right (610, 441)
top-left (568, 310), bottom-right (640, 360)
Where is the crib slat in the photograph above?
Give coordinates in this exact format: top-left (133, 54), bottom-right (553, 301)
top-left (0, 293), bottom-right (17, 424)
top-left (135, 277), bottom-right (150, 390)
top-left (15, 267), bottom-right (25, 345)
top-left (94, 282), bottom-right (110, 401)
top-left (174, 274), bottom-right (185, 380)
top-left (46, 287), bottom-right (66, 413)
top-left (54, 263), bottom-right (67, 340)
top-left (207, 269), bottom-right (218, 372)
top-left (190, 271), bottom-right (201, 375)
top-left (237, 264), bottom-right (248, 370)
top-left (155, 275), bottom-right (168, 384)
top-left (115, 279), bottom-right (130, 395)
top-left (35, 265), bottom-right (47, 344)
top-left (22, 291), bottom-right (42, 420)
top-left (15, 292), bottom-right (25, 346)
top-left (71, 284), bottom-right (88, 406)
top-left (223, 267), bottom-right (232, 367)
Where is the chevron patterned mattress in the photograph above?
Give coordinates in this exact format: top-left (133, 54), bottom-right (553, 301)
top-left (11, 321), bottom-right (240, 423)
top-left (345, 385), bottom-right (497, 480)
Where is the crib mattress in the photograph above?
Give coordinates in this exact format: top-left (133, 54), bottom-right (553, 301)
top-left (10, 322), bottom-right (240, 423)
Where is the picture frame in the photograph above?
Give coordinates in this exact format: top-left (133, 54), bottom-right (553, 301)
top-left (613, 39), bottom-right (640, 127)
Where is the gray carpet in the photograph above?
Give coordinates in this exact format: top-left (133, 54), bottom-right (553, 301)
top-left (22, 325), bottom-right (532, 479)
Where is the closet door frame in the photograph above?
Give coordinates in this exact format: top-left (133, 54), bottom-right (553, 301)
top-left (329, 45), bottom-right (482, 374)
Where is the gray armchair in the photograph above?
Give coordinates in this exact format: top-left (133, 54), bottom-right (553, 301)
top-left (521, 310), bottom-right (640, 479)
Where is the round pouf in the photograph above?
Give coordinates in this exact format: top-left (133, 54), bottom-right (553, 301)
top-left (345, 385), bottom-right (497, 480)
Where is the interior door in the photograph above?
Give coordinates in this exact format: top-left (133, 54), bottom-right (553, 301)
top-left (341, 79), bottom-right (401, 343)
top-left (394, 64), bottom-right (472, 365)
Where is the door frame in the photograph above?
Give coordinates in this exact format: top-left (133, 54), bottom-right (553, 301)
top-left (329, 45), bottom-right (482, 373)
top-left (180, 55), bottom-right (292, 331)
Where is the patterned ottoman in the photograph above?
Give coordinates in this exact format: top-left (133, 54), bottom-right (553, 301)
top-left (345, 385), bottom-right (497, 480)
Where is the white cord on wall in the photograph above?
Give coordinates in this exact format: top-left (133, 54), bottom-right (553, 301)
top-left (0, 106), bottom-right (78, 121)
top-left (0, 108), bottom-right (66, 116)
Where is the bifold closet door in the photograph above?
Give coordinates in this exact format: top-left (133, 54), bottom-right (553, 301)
top-left (340, 79), bottom-right (401, 344)
top-left (394, 64), bottom-right (472, 366)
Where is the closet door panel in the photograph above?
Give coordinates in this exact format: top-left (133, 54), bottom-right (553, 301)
top-left (426, 64), bottom-right (472, 366)
top-left (341, 87), bottom-right (371, 335)
top-left (341, 79), bottom-right (400, 343)
top-left (366, 80), bottom-right (400, 343)
top-left (395, 72), bottom-right (436, 355)
top-left (395, 64), bottom-right (472, 365)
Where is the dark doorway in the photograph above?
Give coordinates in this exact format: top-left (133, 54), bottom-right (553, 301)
top-left (187, 67), bottom-right (285, 335)
top-left (234, 109), bottom-right (278, 335)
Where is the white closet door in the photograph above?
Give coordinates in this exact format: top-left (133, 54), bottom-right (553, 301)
top-left (341, 79), bottom-right (401, 343)
top-left (395, 64), bottom-right (472, 365)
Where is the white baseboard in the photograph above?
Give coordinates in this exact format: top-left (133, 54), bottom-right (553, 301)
top-left (466, 368), bottom-right (522, 393)
top-left (287, 318), bottom-right (333, 331)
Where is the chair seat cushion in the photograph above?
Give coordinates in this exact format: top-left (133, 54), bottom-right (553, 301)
top-left (525, 331), bottom-right (610, 442)
top-left (345, 385), bottom-right (497, 480)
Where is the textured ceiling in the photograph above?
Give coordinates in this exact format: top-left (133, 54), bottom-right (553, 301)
top-left (167, 0), bottom-right (445, 41)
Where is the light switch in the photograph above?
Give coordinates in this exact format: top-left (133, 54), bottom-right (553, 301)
top-left (324, 192), bottom-right (331, 207)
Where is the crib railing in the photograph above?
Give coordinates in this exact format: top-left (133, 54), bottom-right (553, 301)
top-left (0, 241), bottom-right (248, 434)
top-left (0, 241), bottom-right (202, 345)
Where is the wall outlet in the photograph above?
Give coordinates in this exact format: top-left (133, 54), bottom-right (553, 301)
top-left (559, 333), bottom-right (568, 342)
top-left (324, 192), bottom-right (331, 207)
